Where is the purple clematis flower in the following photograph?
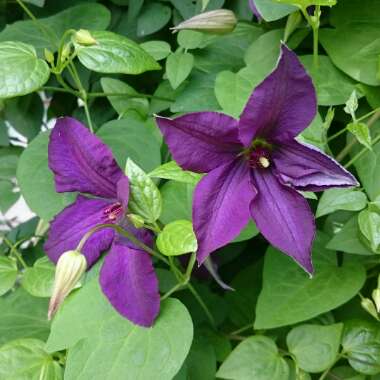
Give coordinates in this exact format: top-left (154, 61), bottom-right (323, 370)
top-left (248, 0), bottom-right (262, 21)
top-left (44, 117), bottom-right (159, 327)
top-left (156, 45), bottom-right (358, 274)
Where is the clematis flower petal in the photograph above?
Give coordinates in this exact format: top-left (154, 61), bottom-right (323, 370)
top-left (99, 238), bottom-right (160, 327)
top-left (49, 117), bottom-right (123, 198)
top-left (116, 176), bottom-right (130, 210)
top-left (238, 45), bottom-right (316, 146)
top-left (156, 112), bottom-right (242, 173)
top-left (44, 195), bottom-right (115, 267)
top-left (250, 169), bottom-right (315, 273)
top-left (273, 139), bottom-right (359, 191)
top-left (193, 159), bottom-right (256, 264)
top-left (248, 0), bottom-right (262, 20)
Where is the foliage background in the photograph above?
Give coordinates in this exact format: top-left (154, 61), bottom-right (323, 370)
top-left (0, 0), bottom-right (380, 379)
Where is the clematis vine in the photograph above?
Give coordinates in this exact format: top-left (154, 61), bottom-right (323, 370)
top-left (156, 45), bottom-right (358, 274)
top-left (44, 117), bottom-right (160, 327)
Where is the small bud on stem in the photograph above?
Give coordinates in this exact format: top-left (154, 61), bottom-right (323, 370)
top-left (74, 29), bottom-right (97, 46)
top-left (48, 250), bottom-right (87, 320)
top-left (171, 10), bottom-right (237, 34)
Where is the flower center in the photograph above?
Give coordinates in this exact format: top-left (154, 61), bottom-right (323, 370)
top-left (248, 147), bottom-right (271, 169)
top-left (103, 202), bottom-right (123, 221)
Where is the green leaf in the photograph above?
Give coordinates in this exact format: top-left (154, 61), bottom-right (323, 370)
top-left (74, 31), bottom-right (161, 74)
top-left (0, 339), bottom-right (62, 380)
top-left (178, 30), bottom-right (206, 50)
top-left (21, 257), bottom-right (55, 298)
top-left (300, 55), bottom-right (358, 106)
top-left (253, 0), bottom-right (296, 21)
top-left (330, 366), bottom-right (366, 380)
top-left (232, 220), bottom-right (259, 243)
top-left (276, 0), bottom-right (336, 7)
top-left (140, 41), bottom-right (171, 61)
top-left (299, 113), bottom-right (326, 151)
top-left (342, 320), bottom-right (380, 375)
top-left (17, 131), bottom-right (75, 221)
top-left (0, 146), bottom-right (20, 179)
top-left (166, 51), bottom-right (194, 89)
top-left (171, 71), bottom-right (219, 113)
top-left (353, 133), bottom-right (380, 201)
top-left (255, 233), bottom-right (366, 329)
top-left (125, 158), bottom-right (162, 223)
top-left (0, 289), bottom-right (50, 345)
top-left (0, 4), bottom-right (111, 55)
top-left (175, 336), bottom-right (216, 380)
top-left (316, 188), bottom-right (367, 218)
top-left (320, 25), bottom-right (380, 86)
top-left (358, 209), bottom-right (380, 253)
top-left (0, 180), bottom-right (19, 213)
top-left (160, 181), bottom-right (195, 224)
top-left (287, 323), bottom-right (343, 373)
top-left (46, 277), bottom-right (193, 380)
top-left (137, 2), bottom-right (171, 37)
top-left (97, 116), bottom-right (162, 173)
top-left (348, 122), bottom-right (372, 150)
top-left (0, 256), bottom-right (17, 296)
top-left (327, 215), bottom-right (375, 256)
top-left (157, 220), bottom-right (197, 256)
top-left (100, 77), bottom-right (149, 117)
top-left (4, 93), bottom-right (44, 140)
top-left (0, 42), bottom-right (49, 99)
top-left (149, 160), bottom-right (203, 184)
top-left (217, 336), bottom-right (289, 380)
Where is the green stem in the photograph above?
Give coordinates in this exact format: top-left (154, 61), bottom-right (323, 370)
top-left (15, 0), bottom-right (58, 49)
top-left (83, 100), bottom-right (94, 133)
top-left (184, 252), bottom-right (196, 280)
top-left (2, 237), bottom-right (28, 269)
top-left (318, 353), bottom-right (343, 380)
top-left (87, 92), bottom-right (172, 102)
top-left (187, 283), bottom-right (216, 329)
top-left (56, 29), bottom-right (75, 70)
top-left (160, 283), bottom-right (184, 301)
top-left (230, 324), bottom-right (254, 336)
top-left (312, 6), bottom-right (320, 68)
top-left (42, 86), bottom-right (79, 97)
top-left (76, 224), bottom-right (169, 265)
top-left (344, 133), bottom-right (380, 169)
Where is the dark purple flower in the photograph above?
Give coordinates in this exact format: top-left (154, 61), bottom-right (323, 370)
top-left (248, 0), bottom-right (262, 21)
top-left (156, 45), bottom-right (358, 274)
top-left (44, 117), bottom-right (159, 327)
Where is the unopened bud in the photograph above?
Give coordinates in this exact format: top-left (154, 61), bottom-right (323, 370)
top-left (44, 48), bottom-right (54, 64)
top-left (48, 250), bottom-right (87, 320)
top-left (361, 297), bottom-right (379, 321)
top-left (74, 29), bottom-right (97, 46)
top-left (372, 288), bottom-right (380, 313)
top-left (128, 213), bottom-right (145, 229)
top-left (61, 43), bottom-right (71, 61)
top-left (171, 10), bottom-right (237, 34)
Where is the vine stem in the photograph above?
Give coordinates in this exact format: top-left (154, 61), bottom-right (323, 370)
top-left (87, 92), bottom-right (172, 102)
top-left (2, 237), bottom-right (28, 269)
top-left (344, 132), bottom-right (380, 169)
top-left (76, 223), bottom-right (169, 265)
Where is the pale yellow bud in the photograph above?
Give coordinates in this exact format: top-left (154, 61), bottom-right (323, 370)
top-left (372, 288), bottom-right (380, 313)
top-left (44, 48), bottom-right (54, 64)
top-left (61, 43), bottom-right (71, 61)
top-left (171, 10), bottom-right (237, 34)
top-left (128, 213), bottom-right (145, 229)
top-left (361, 297), bottom-right (380, 321)
top-left (48, 250), bottom-right (87, 320)
top-left (74, 29), bottom-right (97, 46)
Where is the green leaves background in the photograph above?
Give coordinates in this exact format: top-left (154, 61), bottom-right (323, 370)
top-left (1, 0), bottom-right (380, 379)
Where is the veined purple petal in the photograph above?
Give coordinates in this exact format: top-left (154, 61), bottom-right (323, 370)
top-left (44, 195), bottom-right (115, 267)
top-left (156, 112), bottom-right (242, 173)
top-left (193, 159), bottom-right (256, 264)
top-left (250, 169), bottom-right (315, 273)
top-left (49, 117), bottom-right (123, 198)
top-left (273, 139), bottom-right (359, 191)
top-left (116, 177), bottom-right (130, 210)
top-left (99, 239), bottom-right (160, 327)
top-left (239, 45), bottom-right (317, 146)
top-left (248, 0), bottom-right (262, 20)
